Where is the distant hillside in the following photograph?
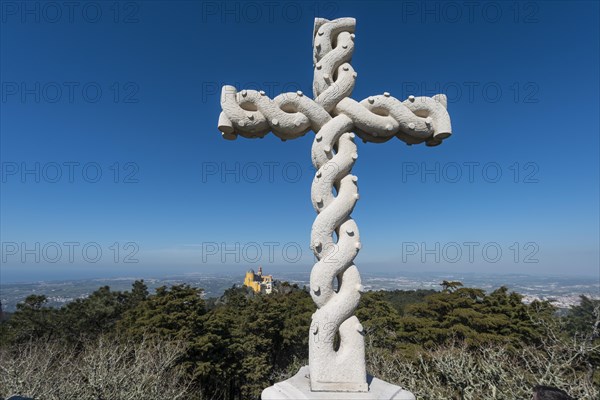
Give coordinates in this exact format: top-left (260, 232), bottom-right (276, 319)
top-left (1, 271), bottom-right (598, 312)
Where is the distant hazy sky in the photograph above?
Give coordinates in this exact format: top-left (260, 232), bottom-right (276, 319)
top-left (1, 1), bottom-right (599, 283)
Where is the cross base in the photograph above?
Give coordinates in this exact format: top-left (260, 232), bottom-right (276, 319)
top-left (261, 367), bottom-right (416, 400)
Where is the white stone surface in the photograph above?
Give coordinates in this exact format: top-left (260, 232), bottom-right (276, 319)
top-left (261, 366), bottom-right (416, 400)
top-left (218, 16), bottom-right (452, 395)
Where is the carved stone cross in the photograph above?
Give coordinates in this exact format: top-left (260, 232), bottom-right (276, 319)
top-left (218, 17), bottom-right (451, 399)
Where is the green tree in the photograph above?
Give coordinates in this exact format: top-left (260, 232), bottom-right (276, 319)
top-left (118, 284), bottom-right (206, 340)
top-left (440, 280), bottom-right (464, 293)
top-left (398, 286), bottom-right (555, 349)
top-left (128, 279), bottom-right (149, 307)
top-left (566, 295), bottom-right (600, 339)
top-left (59, 285), bottom-right (130, 343)
top-left (1, 295), bottom-right (58, 344)
top-left (357, 292), bottom-right (403, 349)
top-left (565, 295), bottom-right (600, 383)
top-left (193, 286), bottom-right (313, 400)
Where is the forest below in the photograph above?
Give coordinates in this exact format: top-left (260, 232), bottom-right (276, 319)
top-left (0, 281), bottom-right (598, 400)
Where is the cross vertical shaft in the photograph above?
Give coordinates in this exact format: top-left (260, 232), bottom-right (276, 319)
top-left (308, 17), bottom-right (367, 391)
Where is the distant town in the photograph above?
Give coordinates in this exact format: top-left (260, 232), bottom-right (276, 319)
top-left (1, 270), bottom-right (598, 313)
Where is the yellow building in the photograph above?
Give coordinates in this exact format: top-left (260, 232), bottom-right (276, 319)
top-left (244, 266), bottom-right (273, 294)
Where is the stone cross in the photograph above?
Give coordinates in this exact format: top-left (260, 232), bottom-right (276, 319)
top-left (218, 17), bottom-right (452, 398)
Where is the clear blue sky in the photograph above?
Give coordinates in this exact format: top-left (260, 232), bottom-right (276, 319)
top-left (1, 1), bottom-right (598, 282)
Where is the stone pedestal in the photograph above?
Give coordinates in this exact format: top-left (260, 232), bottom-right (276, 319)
top-left (261, 367), bottom-right (415, 400)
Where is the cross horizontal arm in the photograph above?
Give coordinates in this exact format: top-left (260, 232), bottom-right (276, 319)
top-left (218, 86), bottom-right (331, 141)
top-left (218, 85), bottom-right (451, 146)
top-left (335, 94), bottom-right (451, 146)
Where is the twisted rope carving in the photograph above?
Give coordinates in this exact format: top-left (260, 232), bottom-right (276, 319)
top-left (308, 17), bottom-right (367, 391)
top-left (217, 17), bottom-right (452, 392)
